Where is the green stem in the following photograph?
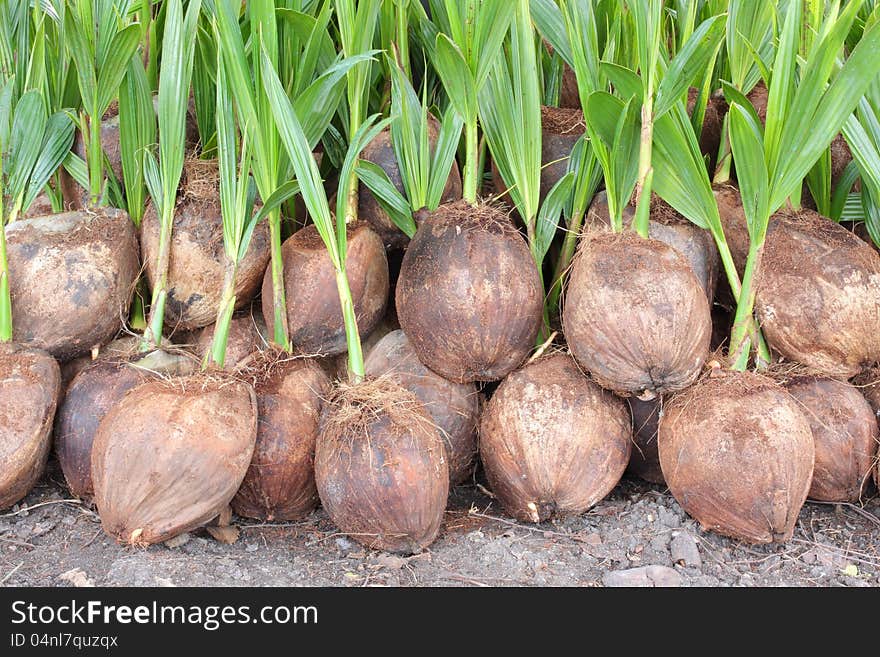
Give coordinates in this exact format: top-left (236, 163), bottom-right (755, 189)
top-left (462, 118), bottom-right (479, 204)
top-left (634, 101), bottom-right (654, 239)
top-left (142, 205), bottom-right (174, 350)
top-left (729, 241), bottom-right (762, 370)
top-left (335, 266), bottom-right (364, 383)
top-left (87, 111), bottom-right (104, 207)
top-left (206, 259), bottom-right (238, 371)
top-left (714, 233), bottom-right (771, 365)
top-left (267, 208), bottom-right (291, 350)
top-left (0, 210), bottom-right (11, 342)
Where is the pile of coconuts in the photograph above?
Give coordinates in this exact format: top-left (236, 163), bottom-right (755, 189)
top-left (4, 3), bottom-right (880, 571)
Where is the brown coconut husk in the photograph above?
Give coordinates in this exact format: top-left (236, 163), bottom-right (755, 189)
top-left (365, 329), bottom-right (479, 485)
top-left (585, 190), bottom-right (720, 300)
top-left (91, 373), bottom-right (257, 545)
top-left (231, 350), bottom-right (331, 521)
top-left (262, 222), bottom-right (389, 356)
top-left (658, 368), bottom-right (814, 543)
top-left (0, 343), bottom-right (61, 509)
top-left (140, 158), bottom-right (271, 334)
top-left (358, 117), bottom-right (462, 249)
top-left (54, 348), bottom-right (197, 500)
top-left (396, 200), bottom-right (543, 383)
top-left (6, 208), bottom-right (140, 361)
top-left (479, 353), bottom-right (631, 522)
top-left (314, 377), bottom-right (448, 554)
top-left (756, 208), bottom-right (880, 377)
top-left (562, 228), bottom-right (712, 398)
top-left (783, 375), bottom-right (877, 502)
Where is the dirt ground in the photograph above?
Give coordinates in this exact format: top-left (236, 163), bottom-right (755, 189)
top-left (1, 457), bottom-right (878, 588)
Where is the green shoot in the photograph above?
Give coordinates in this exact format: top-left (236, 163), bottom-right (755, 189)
top-left (214, 0), bottom-right (364, 351)
top-left (335, 0), bottom-right (383, 225)
top-left (64, 0), bottom-right (141, 207)
top-left (355, 52), bottom-right (463, 237)
top-left (261, 46), bottom-right (393, 382)
top-left (427, 0), bottom-right (515, 203)
top-left (141, 0), bottom-right (201, 349)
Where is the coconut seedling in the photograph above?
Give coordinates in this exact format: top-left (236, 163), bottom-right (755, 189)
top-left (263, 47), bottom-right (448, 553)
top-left (356, 43), bottom-right (464, 248)
top-left (86, 0), bottom-right (259, 547)
top-left (194, 51), bottom-right (330, 523)
top-left (63, 0), bottom-right (141, 208)
top-left (561, 1), bottom-right (725, 398)
top-left (396, 0), bottom-right (544, 383)
top-left (216, 0), bottom-right (379, 354)
top-left (657, 0), bottom-right (880, 543)
top-left (0, 83), bottom-right (71, 509)
top-left (140, 0), bottom-right (200, 348)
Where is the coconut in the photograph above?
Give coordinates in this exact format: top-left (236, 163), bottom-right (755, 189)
top-left (586, 191), bottom-right (719, 300)
top-left (0, 343), bottom-right (61, 509)
top-left (626, 396), bottom-right (665, 485)
top-left (784, 376), bottom-right (878, 502)
top-left (59, 335), bottom-right (142, 389)
top-left (396, 201), bottom-right (543, 383)
top-left (480, 354), bottom-right (631, 522)
top-left (358, 118), bottom-right (462, 249)
top-left (658, 370), bottom-right (814, 543)
top-left (54, 350), bottom-right (196, 499)
top-left (191, 311), bottom-right (268, 369)
top-left (263, 222), bottom-right (389, 356)
top-left (140, 161), bottom-right (270, 334)
top-left (365, 330), bottom-right (479, 485)
top-left (232, 354), bottom-right (331, 521)
top-left (563, 230), bottom-right (711, 398)
top-left (491, 106), bottom-right (585, 207)
top-left (6, 208), bottom-right (140, 361)
top-left (756, 209), bottom-right (880, 377)
top-left (315, 379), bottom-right (448, 554)
top-left (91, 375), bottom-right (258, 545)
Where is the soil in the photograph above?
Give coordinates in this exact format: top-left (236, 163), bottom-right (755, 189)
top-left (2, 459), bottom-right (878, 587)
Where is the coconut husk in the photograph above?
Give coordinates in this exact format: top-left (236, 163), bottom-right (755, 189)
top-left (756, 208), bottom-right (880, 377)
top-left (396, 200), bottom-right (543, 383)
top-left (140, 159), bottom-right (271, 333)
top-left (365, 329), bottom-right (479, 485)
top-left (0, 343), bottom-right (61, 509)
top-left (231, 350), bottom-right (331, 521)
top-left (659, 369), bottom-right (814, 543)
top-left (480, 353), bottom-right (631, 522)
top-left (562, 228), bottom-right (712, 398)
top-left (91, 373), bottom-right (257, 545)
top-left (262, 222), bottom-right (389, 356)
top-left (6, 208), bottom-right (140, 361)
top-left (315, 377), bottom-right (448, 554)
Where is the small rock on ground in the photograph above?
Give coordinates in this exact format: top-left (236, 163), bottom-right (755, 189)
top-left (670, 532), bottom-right (701, 568)
top-left (602, 565), bottom-right (682, 587)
